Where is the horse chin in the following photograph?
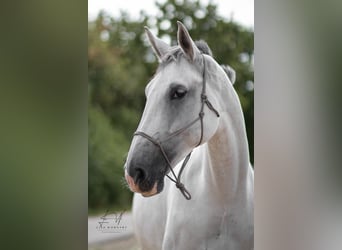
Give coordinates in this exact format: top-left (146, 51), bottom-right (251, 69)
top-left (125, 173), bottom-right (160, 197)
top-left (139, 182), bottom-right (158, 197)
top-left (141, 179), bottom-right (165, 197)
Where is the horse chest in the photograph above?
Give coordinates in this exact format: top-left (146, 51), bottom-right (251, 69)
top-left (162, 203), bottom-right (235, 250)
top-left (133, 148), bottom-right (253, 249)
top-left (166, 187), bottom-right (234, 246)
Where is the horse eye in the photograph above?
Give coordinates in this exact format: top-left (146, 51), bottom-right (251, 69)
top-left (171, 88), bottom-right (187, 100)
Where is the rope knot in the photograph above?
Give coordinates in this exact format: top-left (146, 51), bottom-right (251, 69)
top-left (201, 94), bottom-right (207, 101)
top-left (175, 182), bottom-right (191, 200)
top-left (199, 111), bottom-right (205, 118)
top-left (176, 182), bottom-right (184, 189)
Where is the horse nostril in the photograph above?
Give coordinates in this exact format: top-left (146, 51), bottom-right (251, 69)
top-left (134, 167), bottom-right (146, 183)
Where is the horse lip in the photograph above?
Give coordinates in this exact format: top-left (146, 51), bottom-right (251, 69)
top-left (125, 171), bottom-right (158, 196)
top-left (125, 172), bottom-right (136, 191)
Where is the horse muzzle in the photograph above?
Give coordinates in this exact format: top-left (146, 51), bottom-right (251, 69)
top-left (125, 171), bottom-right (159, 197)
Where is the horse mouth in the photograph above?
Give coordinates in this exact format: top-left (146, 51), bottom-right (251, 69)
top-left (125, 172), bottom-right (159, 197)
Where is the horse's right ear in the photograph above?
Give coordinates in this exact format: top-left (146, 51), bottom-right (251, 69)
top-left (145, 27), bottom-right (170, 62)
top-left (221, 65), bottom-right (236, 84)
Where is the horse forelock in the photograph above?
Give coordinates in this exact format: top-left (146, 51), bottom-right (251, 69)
top-left (157, 40), bottom-right (212, 71)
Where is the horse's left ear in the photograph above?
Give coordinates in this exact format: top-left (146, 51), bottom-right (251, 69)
top-left (177, 21), bottom-right (201, 61)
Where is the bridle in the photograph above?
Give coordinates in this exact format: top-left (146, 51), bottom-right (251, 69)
top-left (134, 54), bottom-right (220, 200)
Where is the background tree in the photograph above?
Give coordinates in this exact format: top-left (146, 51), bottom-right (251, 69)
top-left (88, 0), bottom-right (254, 212)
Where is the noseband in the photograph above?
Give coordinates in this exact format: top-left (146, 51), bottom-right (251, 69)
top-left (134, 54), bottom-right (220, 200)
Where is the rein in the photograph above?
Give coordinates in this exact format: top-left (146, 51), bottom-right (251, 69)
top-left (134, 54), bottom-right (220, 200)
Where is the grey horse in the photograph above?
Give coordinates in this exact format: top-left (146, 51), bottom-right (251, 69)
top-left (125, 21), bottom-right (254, 250)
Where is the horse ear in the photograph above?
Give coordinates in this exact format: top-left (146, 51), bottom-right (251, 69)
top-left (221, 65), bottom-right (236, 85)
top-left (177, 21), bottom-right (200, 61)
top-left (145, 27), bottom-right (170, 62)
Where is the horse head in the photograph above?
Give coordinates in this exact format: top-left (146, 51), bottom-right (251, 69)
top-left (125, 21), bottom-right (227, 197)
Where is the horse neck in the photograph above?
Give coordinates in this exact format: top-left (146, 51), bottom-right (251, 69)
top-left (204, 82), bottom-right (252, 203)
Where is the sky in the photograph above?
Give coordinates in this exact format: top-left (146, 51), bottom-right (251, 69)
top-left (88, 0), bottom-right (254, 28)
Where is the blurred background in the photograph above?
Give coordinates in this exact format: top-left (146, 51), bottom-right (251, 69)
top-left (1, 0), bottom-right (341, 249)
top-left (88, 0), bottom-right (254, 214)
top-left (1, 0), bottom-right (340, 249)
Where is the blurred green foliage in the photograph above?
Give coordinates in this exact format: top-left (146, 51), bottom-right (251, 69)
top-left (88, 0), bottom-right (254, 211)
